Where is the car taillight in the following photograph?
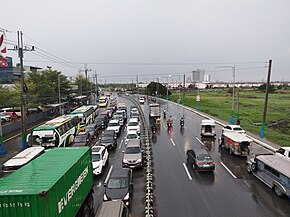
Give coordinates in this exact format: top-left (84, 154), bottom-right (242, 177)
top-left (196, 162), bottom-right (203, 165)
top-left (209, 162), bottom-right (215, 165)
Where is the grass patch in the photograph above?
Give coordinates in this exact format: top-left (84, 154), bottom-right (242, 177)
top-left (171, 89), bottom-right (290, 147)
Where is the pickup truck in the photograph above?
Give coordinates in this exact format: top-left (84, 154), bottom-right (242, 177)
top-left (275, 147), bottom-right (290, 160)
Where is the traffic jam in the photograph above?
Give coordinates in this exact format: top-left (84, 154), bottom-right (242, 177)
top-left (0, 93), bottom-right (289, 217)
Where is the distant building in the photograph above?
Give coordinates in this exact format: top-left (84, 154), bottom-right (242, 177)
top-left (0, 56), bottom-right (13, 83)
top-left (204, 74), bottom-right (210, 82)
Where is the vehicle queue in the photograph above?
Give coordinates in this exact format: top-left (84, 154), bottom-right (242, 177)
top-left (1, 92), bottom-right (289, 217)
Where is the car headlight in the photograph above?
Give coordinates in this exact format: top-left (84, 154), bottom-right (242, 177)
top-left (123, 159), bottom-right (129, 163)
top-left (136, 159), bottom-right (142, 163)
top-left (103, 193), bottom-right (108, 201)
top-left (124, 192), bottom-right (130, 200)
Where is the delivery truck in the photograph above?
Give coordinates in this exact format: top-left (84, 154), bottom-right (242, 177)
top-left (0, 147), bottom-right (94, 217)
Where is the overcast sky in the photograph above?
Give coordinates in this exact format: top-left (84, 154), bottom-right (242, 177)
top-left (2, 0), bottom-right (290, 83)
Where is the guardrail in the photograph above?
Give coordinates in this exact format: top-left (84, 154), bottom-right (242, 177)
top-left (123, 96), bottom-right (155, 216)
top-left (158, 98), bottom-right (277, 153)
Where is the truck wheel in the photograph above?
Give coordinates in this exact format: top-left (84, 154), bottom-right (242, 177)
top-left (274, 185), bottom-right (284, 197)
top-left (246, 163), bottom-right (252, 173)
top-left (251, 163), bottom-right (257, 172)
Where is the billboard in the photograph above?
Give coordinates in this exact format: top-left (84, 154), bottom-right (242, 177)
top-left (0, 31), bottom-right (8, 68)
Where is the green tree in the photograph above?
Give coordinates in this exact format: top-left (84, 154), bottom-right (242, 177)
top-left (26, 69), bottom-right (71, 105)
top-left (258, 83), bottom-right (276, 93)
top-left (146, 82), bottom-right (171, 97)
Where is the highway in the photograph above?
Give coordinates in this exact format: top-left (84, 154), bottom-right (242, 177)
top-left (1, 94), bottom-right (289, 217)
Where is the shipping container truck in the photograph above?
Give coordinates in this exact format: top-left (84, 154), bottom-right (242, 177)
top-left (0, 147), bottom-right (94, 217)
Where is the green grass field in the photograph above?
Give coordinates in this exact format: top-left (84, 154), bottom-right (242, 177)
top-left (170, 89), bottom-right (290, 147)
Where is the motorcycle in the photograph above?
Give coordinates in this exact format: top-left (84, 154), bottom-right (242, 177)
top-left (180, 120), bottom-right (184, 128)
top-left (163, 112), bottom-right (166, 119)
top-left (167, 121), bottom-right (173, 129)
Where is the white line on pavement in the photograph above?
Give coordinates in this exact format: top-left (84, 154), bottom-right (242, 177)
top-left (163, 126), bottom-right (167, 131)
top-left (172, 116), bottom-right (177, 120)
top-left (220, 162), bottom-right (237, 179)
top-left (182, 163), bottom-right (192, 180)
top-left (170, 138), bottom-right (176, 146)
top-left (196, 137), bottom-right (204, 146)
top-left (186, 116), bottom-right (192, 120)
top-left (184, 126), bottom-right (187, 129)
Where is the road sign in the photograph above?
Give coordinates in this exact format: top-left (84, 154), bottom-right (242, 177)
top-left (196, 95), bottom-right (200, 102)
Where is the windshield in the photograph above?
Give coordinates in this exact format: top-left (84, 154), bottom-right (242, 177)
top-left (102, 136), bottom-right (112, 141)
top-left (233, 127), bottom-right (243, 131)
top-left (107, 177), bottom-right (128, 189)
top-left (128, 122), bottom-right (138, 126)
top-left (197, 154), bottom-right (212, 161)
top-left (92, 153), bottom-right (101, 161)
top-left (99, 99), bottom-right (106, 103)
top-left (75, 136), bottom-right (86, 143)
top-left (125, 146), bottom-right (140, 154)
top-left (127, 133), bottom-right (137, 139)
top-left (114, 115), bottom-right (123, 120)
top-left (108, 122), bottom-right (118, 127)
top-left (86, 127), bottom-right (94, 132)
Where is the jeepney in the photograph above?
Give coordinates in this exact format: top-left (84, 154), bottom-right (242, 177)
top-left (201, 119), bottom-right (216, 137)
top-left (221, 131), bottom-right (253, 156)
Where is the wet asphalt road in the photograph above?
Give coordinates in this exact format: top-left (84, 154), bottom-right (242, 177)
top-left (137, 96), bottom-right (289, 217)
top-left (1, 94), bottom-right (289, 217)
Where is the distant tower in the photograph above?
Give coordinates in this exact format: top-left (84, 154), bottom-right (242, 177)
top-left (204, 74), bottom-right (210, 82)
top-left (192, 69), bottom-right (205, 82)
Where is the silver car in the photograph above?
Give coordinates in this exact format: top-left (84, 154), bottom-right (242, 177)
top-left (122, 139), bottom-right (143, 169)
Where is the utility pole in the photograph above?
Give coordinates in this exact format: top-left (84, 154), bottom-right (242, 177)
top-left (136, 75), bottom-right (139, 95)
top-left (182, 74), bottom-right (185, 106)
top-left (58, 74), bottom-right (61, 115)
top-left (95, 72), bottom-right (99, 103)
top-left (9, 31), bottom-right (34, 150)
top-left (260, 59), bottom-right (272, 138)
top-left (83, 63), bottom-right (91, 105)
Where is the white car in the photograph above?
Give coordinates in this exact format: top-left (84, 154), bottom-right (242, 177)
top-left (92, 146), bottom-right (109, 176)
top-left (222, 125), bottom-right (245, 134)
top-left (106, 120), bottom-right (121, 135)
top-left (127, 118), bottom-right (140, 135)
top-left (139, 98), bottom-right (145, 104)
top-left (125, 130), bottom-right (139, 143)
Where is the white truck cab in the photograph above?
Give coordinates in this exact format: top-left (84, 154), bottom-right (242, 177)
top-left (275, 147), bottom-right (290, 161)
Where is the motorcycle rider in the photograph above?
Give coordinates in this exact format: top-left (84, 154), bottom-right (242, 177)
top-left (151, 122), bottom-right (157, 133)
top-left (167, 116), bottom-right (173, 127)
top-left (163, 109), bottom-right (166, 118)
top-left (180, 117), bottom-right (184, 127)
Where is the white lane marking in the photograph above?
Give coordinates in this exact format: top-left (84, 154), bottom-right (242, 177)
top-left (163, 125), bottom-right (167, 131)
top-left (172, 116), bottom-right (177, 120)
top-left (170, 138), bottom-right (176, 146)
top-left (184, 126), bottom-right (187, 129)
top-left (182, 163), bottom-right (192, 180)
top-left (220, 162), bottom-right (237, 179)
top-left (196, 137), bottom-right (204, 146)
top-left (187, 116), bottom-right (192, 120)
top-left (104, 165), bottom-right (113, 184)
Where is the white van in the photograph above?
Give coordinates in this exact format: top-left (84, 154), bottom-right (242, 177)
top-left (2, 147), bottom-right (45, 174)
top-left (201, 119), bottom-right (216, 137)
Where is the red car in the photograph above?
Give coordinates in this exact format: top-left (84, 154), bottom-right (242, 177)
top-left (3, 112), bottom-right (18, 121)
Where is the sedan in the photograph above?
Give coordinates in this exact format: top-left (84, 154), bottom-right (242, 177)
top-left (186, 149), bottom-right (215, 172)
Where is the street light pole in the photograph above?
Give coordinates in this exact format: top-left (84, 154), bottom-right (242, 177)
top-left (217, 65), bottom-right (235, 124)
top-left (58, 74), bottom-right (61, 115)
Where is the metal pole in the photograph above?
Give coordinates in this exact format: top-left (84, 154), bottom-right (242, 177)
top-left (18, 31), bottom-right (28, 150)
top-left (166, 76), bottom-right (168, 100)
top-left (0, 116), bottom-right (6, 154)
top-left (230, 65), bottom-right (235, 124)
top-left (58, 74), bottom-right (61, 115)
top-left (260, 59), bottom-right (272, 138)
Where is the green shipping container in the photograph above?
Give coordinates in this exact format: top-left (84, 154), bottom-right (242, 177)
top-left (0, 147), bottom-right (93, 217)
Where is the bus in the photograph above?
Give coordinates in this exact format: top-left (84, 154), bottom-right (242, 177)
top-left (247, 154), bottom-right (290, 198)
top-left (70, 106), bottom-right (95, 131)
top-left (98, 96), bottom-right (108, 108)
top-left (2, 147), bottom-right (45, 176)
top-left (27, 115), bottom-right (80, 148)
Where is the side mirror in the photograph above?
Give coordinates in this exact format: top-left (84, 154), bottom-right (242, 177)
top-left (122, 151), bottom-right (124, 153)
top-left (103, 182), bottom-right (107, 187)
